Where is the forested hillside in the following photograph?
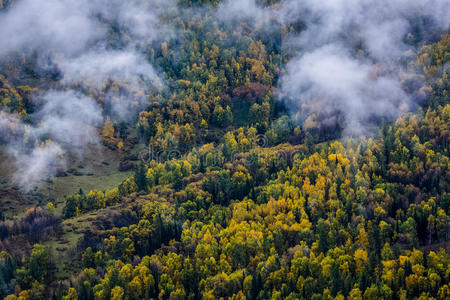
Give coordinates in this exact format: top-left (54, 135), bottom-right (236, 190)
top-left (0, 0), bottom-right (449, 299)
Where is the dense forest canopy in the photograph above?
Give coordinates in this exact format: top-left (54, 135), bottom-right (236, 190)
top-left (0, 0), bottom-right (449, 299)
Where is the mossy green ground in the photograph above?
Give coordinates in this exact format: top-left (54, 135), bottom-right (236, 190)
top-left (45, 211), bottom-right (105, 281)
top-left (0, 146), bottom-right (132, 217)
top-left (42, 147), bottom-right (133, 214)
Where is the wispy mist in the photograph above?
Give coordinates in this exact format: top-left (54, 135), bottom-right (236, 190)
top-left (0, 0), bottom-right (170, 190)
top-left (57, 51), bottom-right (160, 89)
top-left (281, 45), bottom-right (409, 134)
top-left (11, 141), bottom-right (64, 189)
top-left (217, 0), bottom-right (448, 134)
top-left (0, 91), bottom-right (102, 189)
top-left (277, 0), bottom-right (449, 134)
top-left (34, 91), bottom-right (103, 148)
